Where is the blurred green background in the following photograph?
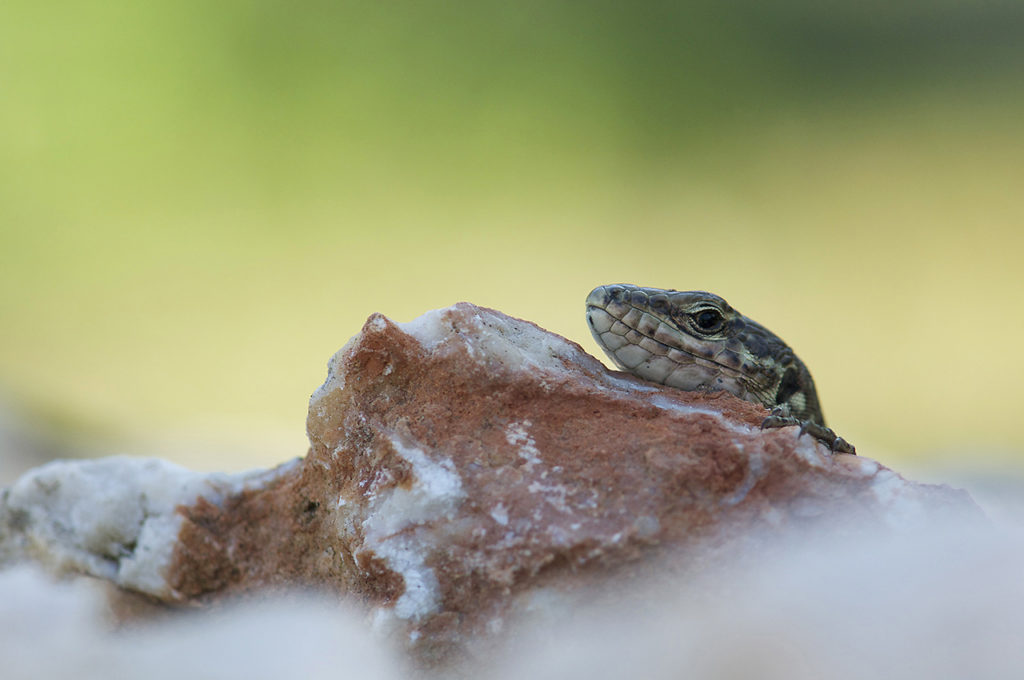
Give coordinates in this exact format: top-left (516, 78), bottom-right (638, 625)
top-left (2, 0), bottom-right (1023, 472)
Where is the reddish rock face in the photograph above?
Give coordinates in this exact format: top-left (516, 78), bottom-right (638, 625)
top-left (157, 303), bottom-right (982, 665)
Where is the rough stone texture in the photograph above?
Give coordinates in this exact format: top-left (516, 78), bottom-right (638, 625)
top-left (0, 303), bottom-right (984, 667)
top-left (0, 456), bottom-right (298, 596)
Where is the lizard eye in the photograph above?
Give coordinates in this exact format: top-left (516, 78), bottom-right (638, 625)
top-left (691, 308), bottom-right (724, 334)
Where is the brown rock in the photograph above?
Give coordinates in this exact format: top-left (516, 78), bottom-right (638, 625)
top-left (163, 303), bottom-right (982, 665)
top-left (0, 303), bottom-right (984, 668)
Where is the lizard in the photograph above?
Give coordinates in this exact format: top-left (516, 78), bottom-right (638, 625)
top-left (585, 283), bottom-right (855, 454)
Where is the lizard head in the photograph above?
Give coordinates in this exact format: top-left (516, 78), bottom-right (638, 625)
top-left (586, 284), bottom-right (825, 425)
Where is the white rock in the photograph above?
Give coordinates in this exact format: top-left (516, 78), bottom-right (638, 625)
top-left (0, 565), bottom-right (401, 680)
top-left (1, 456), bottom-right (297, 598)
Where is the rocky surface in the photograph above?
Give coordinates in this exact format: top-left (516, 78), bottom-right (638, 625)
top-left (0, 303), bottom-right (984, 667)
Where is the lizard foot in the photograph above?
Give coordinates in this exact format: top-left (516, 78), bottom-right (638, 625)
top-left (761, 406), bottom-right (856, 455)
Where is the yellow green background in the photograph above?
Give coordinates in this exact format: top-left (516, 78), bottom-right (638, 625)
top-left (2, 1), bottom-right (1023, 471)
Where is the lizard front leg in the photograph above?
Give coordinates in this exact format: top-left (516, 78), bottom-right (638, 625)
top-left (761, 406), bottom-right (856, 455)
